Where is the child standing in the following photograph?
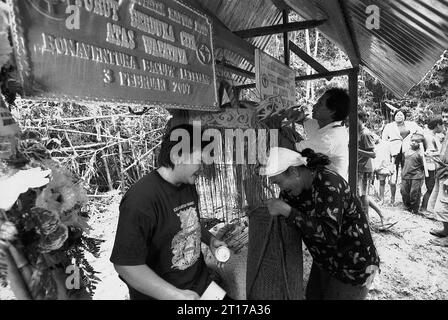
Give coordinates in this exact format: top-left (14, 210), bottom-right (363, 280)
top-left (357, 116), bottom-right (376, 216)
top-left (401, 133), bottom-right (425, 214)
top-left (373, 139), bottom-right (394, 204)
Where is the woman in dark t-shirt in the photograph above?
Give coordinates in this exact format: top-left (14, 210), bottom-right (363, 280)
top-left (262, 147), bottom-right (380, 300)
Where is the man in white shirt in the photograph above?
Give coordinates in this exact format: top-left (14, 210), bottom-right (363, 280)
top-left (295, 88), bottom-right (350, 181)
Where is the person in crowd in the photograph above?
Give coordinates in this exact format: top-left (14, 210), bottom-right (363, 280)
top-left (294, 88), bottom-right (350, 181)
top-left (421, 116), bottom-right (444, 211)
top-left (435, 105), bottom-right (448, 143)
top-left (357, 112), bottom-right (385, 222)
top-left (382, 109), bottom-right (424, 204)
top-left (110, 124), bottom-right (230, 300)
top-left (262, 147), bottom-right (380, 300)
top-left (442, 106), bottom-right (448, 130)
top-left (427, 127), bottom-right (448, 246)
top-left (400, 133), bottom-right (425, 214)
top-left (373, 137), bottom-right (394, 205)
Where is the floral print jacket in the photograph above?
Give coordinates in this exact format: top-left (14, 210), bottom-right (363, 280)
top-left (282, 169), bottom-right (380, 286)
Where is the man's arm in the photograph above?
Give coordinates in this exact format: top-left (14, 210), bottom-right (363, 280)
top-left (202, 230), bottom-right (228, 268)
top-left (196, 191), bottom-right (227, 264)
top-left (358, 149), bottom-right (376, 158)
top-left (200, 227), bottom-right (213, 246)
top-left (114, 264), bottom-right (199, 300)
top-left (381, 124), bottom-right (389, 141)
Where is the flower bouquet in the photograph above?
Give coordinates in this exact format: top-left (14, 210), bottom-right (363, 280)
top-left (0, 123), bottom-right (103, 299)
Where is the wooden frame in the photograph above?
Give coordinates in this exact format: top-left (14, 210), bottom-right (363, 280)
top-left (289, 41), bottom-right (331, 80)
top-left (234, 20), bottom-right (326, 38)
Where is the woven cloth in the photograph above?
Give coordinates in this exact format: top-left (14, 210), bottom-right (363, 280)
top-left (246, 207), bottom-right (303, 300)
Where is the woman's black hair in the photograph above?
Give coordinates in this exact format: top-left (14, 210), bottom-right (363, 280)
top-left (300, 148), bottom-right (331, 170)
top-left (357, 109), bottom-right (369, 124)
top-left (157, 123), bottom-right (210, 169)
top-left (427, 116), bottom-right (443, 130)
top-left (324, 88), bottom-right (350, 121)
top-left (393, 108), bottom-right (407, 119)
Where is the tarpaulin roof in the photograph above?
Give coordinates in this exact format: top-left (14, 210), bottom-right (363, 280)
top-left (193, 0), bottom-right (448, 97)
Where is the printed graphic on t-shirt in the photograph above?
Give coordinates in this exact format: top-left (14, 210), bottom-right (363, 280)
top-left (171, 202), bottom-right (201, 270)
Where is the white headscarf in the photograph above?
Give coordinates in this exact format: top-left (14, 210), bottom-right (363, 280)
top-left (260, 147), bottom-right (307, 177)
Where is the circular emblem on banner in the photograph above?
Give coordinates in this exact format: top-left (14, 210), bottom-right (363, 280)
top-left (261, 74), bottom-right (269, 88)
top-left (29, 0), bottom-right (68, 20)
top-left (197, 43), bottom-right (212, 65)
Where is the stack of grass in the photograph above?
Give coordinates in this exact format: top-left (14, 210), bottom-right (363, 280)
top-left (196, 121), bottom-right (275, 223)
top-left (11, 97), bottom-right (170, 193)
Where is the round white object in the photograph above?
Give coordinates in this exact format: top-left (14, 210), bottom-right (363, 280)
top-left (215, 246), bottom-right (230, 262)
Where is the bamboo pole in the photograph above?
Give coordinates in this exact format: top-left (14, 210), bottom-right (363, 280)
top-left (24, 112), bottom-right (168, 123)
top-left (78, 140), bottom-right (127, 156)
top-left (117, 132), bottom-right (125, 190)
top-left (64, 130), bottom-right (78, 157)
top-left (101, 150), bottom-right (114, 191)
top-left (88, 194), bottom-right (118, 198)
top-left (55, 142), bottom-right (107, 152)
top-left (94, 112), bottom-right (102, 143)
top-left (123, 141), bottom-right (162, 173)
top-left (22, 126), bottom-right (143, 143)
top-left (130, 142), bottom-right (142, 179)
top-left (96, 113), bottom-right (113, 190)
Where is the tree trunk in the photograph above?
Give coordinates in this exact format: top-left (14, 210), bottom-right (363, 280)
top-left (311, 30), bottom-right (320, 101)
top-left (305, 29), bottom-right (311, 100)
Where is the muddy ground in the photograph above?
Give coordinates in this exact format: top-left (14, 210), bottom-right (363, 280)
top-left (1, 191), bottom-right (447, 300)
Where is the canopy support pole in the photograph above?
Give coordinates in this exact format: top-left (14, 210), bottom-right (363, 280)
top-left (348, 66), bottom-right (359, 193)
top-left (234, 20), bottom-right (326, 38)
top-left (283, 9), bottom-right (290, 66)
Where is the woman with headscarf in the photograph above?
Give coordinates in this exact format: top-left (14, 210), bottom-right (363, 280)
top-left (261, 147), bottom-right (380, 300)
top-left (381, 109), bottom-right (423, 204)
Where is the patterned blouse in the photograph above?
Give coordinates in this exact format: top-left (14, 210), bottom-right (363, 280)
top-left (282, 169), bottom-right (380, 286)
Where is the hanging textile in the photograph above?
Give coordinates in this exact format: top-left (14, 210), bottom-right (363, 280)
top-left (246, 207), bottom-right (303, 300)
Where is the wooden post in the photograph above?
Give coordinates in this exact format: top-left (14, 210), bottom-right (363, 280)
top-left (283, 9), bottom-right (290, 66)
top-left (348, 67), bottom-right (359, 193)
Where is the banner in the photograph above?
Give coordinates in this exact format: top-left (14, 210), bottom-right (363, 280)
top-left (255, 49), bottom-right (296, 109)
top-left (8, 0), bottom-right (218, 111)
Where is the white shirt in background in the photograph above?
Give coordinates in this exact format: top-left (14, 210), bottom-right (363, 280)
top-left (424, 128), bottom-right (442, 171)
top-left (373, 139), bottom-right (394, 175)
top-left (296, 119), bottom-right (349, 181)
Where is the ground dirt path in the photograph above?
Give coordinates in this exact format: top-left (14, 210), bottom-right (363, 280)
top-left (1, 193), bottom-right (447, 300)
